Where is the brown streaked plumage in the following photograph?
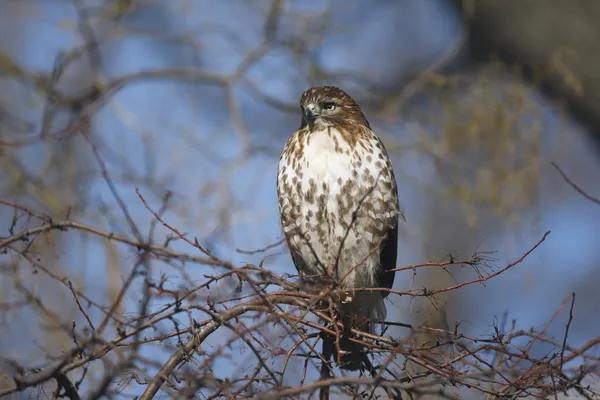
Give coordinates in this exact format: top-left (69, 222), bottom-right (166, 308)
top-left (277, 86), bottom-right (403, 370)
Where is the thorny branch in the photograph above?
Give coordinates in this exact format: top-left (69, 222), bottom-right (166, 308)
top-left (1, 197), bottom-right (598, 399)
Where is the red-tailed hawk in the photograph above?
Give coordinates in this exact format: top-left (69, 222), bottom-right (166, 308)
top-left (277, 86), bottom-right (402, 370)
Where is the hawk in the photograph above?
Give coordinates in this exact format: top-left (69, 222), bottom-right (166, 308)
top-left (276, 86), bottom-right (402, 370)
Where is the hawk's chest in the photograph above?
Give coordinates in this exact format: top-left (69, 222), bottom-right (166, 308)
top-left (278, 128), bottom-right (372, 244)
top-left (300, 129), bottom-right (355, 185)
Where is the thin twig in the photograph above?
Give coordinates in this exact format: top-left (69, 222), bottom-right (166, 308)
top-left (560, 292), bottom-right (576, 371)
top-left (67, 280), bottom-right (96, 331)
top-left (551, 162), bottom-right (600, 205)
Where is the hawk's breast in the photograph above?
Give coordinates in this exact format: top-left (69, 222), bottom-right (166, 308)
top-left (277, 126), bottom-right (399, 289)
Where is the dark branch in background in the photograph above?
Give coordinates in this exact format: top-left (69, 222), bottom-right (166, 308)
top-left (54, 372), bottom-right (82, 400)
top-left (552, 162), bottom-right (600, 205)
top-left (560, 293), bottom-right (576, 372)
top-left (236, 238), bottom-right (285, 255)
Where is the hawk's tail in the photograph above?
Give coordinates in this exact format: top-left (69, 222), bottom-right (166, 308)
top-left (327, 292), bottom-right (386, 371)
top-left (336, 316), bottom-right (370, 371)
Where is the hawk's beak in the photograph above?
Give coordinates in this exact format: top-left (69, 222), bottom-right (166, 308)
top-left (303, 107), bottom-right (315, 121)
top-left (302, 107), bottom-right (316, 129)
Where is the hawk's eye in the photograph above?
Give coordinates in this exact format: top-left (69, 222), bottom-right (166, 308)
top-left (322, 101), bottom-right (337, 111)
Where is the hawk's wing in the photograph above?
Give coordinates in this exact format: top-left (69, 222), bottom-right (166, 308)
top-left (288, 244), bottom-right (307, 275)
top-left (286, 237), bottom-right (325, 280)
top-left (377, 220), bottom-right (398, 298)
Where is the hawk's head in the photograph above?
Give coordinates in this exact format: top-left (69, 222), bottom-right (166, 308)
top-left (299, 86), bottom-right (371, 131)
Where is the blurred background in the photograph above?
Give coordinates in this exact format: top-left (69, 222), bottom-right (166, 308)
top-left (1, 0), bottom-right (599, 398)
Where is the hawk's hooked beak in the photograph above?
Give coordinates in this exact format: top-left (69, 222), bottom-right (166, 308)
top-left (302, 106), bottom-right (316, 130)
